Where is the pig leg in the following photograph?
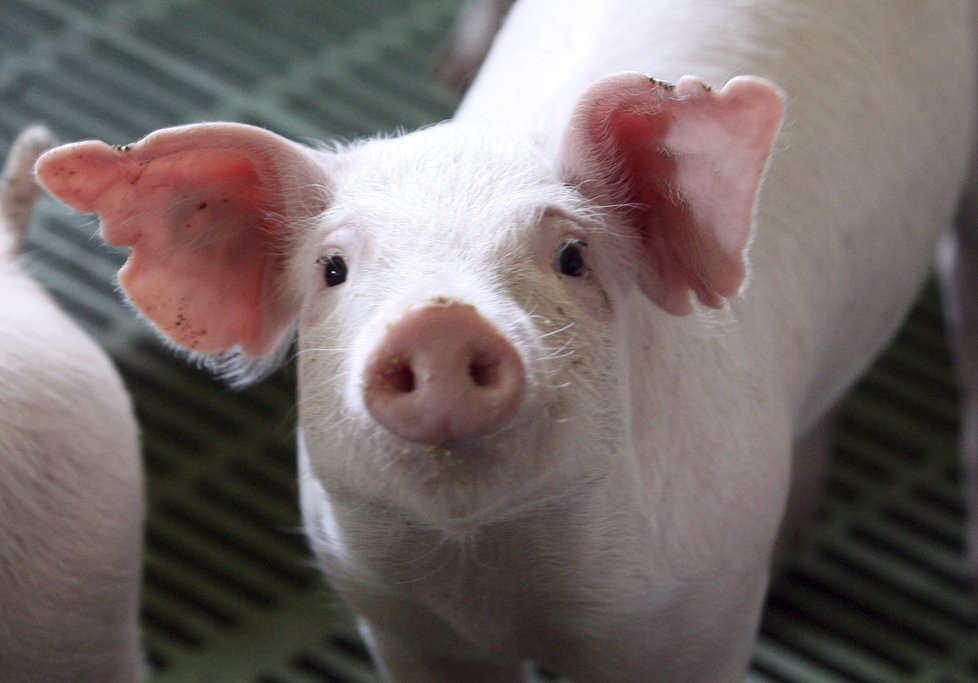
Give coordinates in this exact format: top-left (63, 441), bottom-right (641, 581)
top-left (938, 186), bottom-right (978, 575)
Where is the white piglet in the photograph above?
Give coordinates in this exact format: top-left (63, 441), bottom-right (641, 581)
top-left (35, 1), bottom-right (978, 680)
top-left (0, 126), bottom-right (144, 682)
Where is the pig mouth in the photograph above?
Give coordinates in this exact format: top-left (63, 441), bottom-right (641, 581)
top-left (410, 437), bottom-right (498, 480)
top-left (377, 433), bottom-right (519, 500)
top-left (357, 414), bottom-right (593, 528)
top-left (415, 439), bottom-right (499, 485)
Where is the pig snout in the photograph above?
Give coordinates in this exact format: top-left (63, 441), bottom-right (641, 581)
top-left (362, 300), bottom-right (525, 443)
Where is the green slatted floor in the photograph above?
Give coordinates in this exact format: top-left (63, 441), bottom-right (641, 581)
top-left (3, 1), bottom-right (977, 680)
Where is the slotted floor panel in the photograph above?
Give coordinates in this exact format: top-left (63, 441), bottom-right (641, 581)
top-left (3, 1), bottom-right (977, 681)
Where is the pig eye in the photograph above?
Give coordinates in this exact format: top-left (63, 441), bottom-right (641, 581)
top-left (317, 254), bottom-right (348, 287)
top-left (554, 239), bottom-right (587, 277)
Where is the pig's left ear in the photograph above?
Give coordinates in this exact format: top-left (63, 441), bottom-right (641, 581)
top-left (559, 72), bottom-right (783, 314)
top-left (36, 123), bottom-right (329, 366)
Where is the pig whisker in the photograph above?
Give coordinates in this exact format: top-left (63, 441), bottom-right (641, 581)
top-left (302, 395), bottom-right (358, 433)
top-left (538, 336), bottom-right (576, 362)
top-left (538, 320), bottom-right (577, 340)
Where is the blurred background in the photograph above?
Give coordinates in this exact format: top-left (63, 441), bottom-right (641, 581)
top-left (1, 1), bottom-right (975, 681)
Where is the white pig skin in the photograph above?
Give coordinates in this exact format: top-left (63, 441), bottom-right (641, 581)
top-left (34, 1), bottom-right (978, 681)
top-left (0, 127), bottom-right (145, 682)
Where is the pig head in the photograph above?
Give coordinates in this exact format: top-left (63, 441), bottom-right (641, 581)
top-left (36, 73), bottom-right (783, 680)
top-left (36, 73), bottom-right (781, 520)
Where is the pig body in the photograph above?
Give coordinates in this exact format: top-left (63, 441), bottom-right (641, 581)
top-left (0, 127), bottom-right (145, 682)
top-left (35, 0), bottom-right (978, 681)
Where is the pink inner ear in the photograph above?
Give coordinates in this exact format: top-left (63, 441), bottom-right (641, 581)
top-left (117, 148), bottom-right (285, 356)
top-left (606, 105), bottom-right (722, 314)
top-left (36, 124), bottom-right (324, 357)
top-left (566, 73), bottom-right (784, 315)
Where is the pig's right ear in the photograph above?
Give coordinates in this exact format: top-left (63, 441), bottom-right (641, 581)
top-left (559, 72), bottom-right (783, 315)
top-left (36, 123), bottom-right (329, 378)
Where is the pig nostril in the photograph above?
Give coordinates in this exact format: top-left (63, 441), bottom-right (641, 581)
top-left (468, 356), bottom-right (499, 388)
top-left (380, 358), bottom-right (415, 394)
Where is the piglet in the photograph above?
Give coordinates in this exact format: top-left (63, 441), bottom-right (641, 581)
top-left (34, 0), bottom-right (978, 680)
top-left (0, 126), bottom-right (144, 682)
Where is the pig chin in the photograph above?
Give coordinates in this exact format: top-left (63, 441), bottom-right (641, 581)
top-left (372, 416), bottom-right (557, 524)
top-left (323, 404), bottom-right (599, 528)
